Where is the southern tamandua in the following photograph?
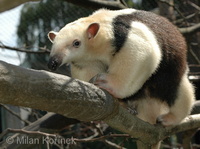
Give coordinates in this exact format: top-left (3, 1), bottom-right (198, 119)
top-left (47, 9), bottom-right (195, 127)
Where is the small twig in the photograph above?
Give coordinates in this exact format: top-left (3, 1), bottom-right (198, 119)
top-left (0, 128), bottom-right (57, 140)
top-left (158, 0), bottom-right (188, 24)
top-left (189, 75), bottom-right (200, 81)
top-left (0, 127), bottom-right (128, 149)
top-left (179, 23), bottom-right (200, 35)
top-left (189, 72), bottom-right (200, 75)
top-left (89, 122), bottom-right (126, 149)
top-left (74, 133), bottom-right (130, 142)
top-left (105, 139), bottom-right (127, 149)
top-left (0, 104), bottom-right (31, 125)
top-left (176, 11), bottom-right (200, 24)
top-left (189, 64), bottom-right (200, 67)
top-left (193, 144), bottom-right (200, 148)
top-left (0, 128), bottom-right (66, 149)
top-left (74, 122), bottom-right (130, 149)
top-left (119, 0), bottom-right (128, 7)
top-left (0, 44), bottom-right (50, 54)
top-left (81, 129), bottom-right (99, 141)
top-left (187, 1), bottom-right (200, 11)
top-left (90, 121), bottom-right (104, 136)
top-left (188, 45), bottom-right (200, 64)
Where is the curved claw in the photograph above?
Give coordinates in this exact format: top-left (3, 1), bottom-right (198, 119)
top-left (89, 73), bottom-right (119, 98)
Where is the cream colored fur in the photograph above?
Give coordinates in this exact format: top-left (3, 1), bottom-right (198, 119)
top-left (132, 73), bottom-right (195, 126)
top-left (105, 21), bottom-right (161, 98)
top-left (48, 9), bottom-right (195, 148)
top-left (156, 73), bottom-right (195, 126)
top-left (48, 8), bottom-right (194, 123)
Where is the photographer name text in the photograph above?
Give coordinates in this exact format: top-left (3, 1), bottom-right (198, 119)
top-left (6, 136), bottom-right (76, 145)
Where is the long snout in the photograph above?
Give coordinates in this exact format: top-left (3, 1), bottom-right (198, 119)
top-left (47, 56), bottom-right (62, 71)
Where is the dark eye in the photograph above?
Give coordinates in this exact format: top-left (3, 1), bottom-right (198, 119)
top-left (73, 40), bottom-right (81, 48)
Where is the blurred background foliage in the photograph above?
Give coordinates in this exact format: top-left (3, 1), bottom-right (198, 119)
top-left (17, 0), bottom-right (92, 70)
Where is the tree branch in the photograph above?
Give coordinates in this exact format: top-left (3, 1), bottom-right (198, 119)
top-left (158, 0), bottom-right (186, 23)
top-left (179, 23), bottom-right (200, 35)
top-left (0, 104), bottom-right (31, 125)
top-left (0, 0), bottom-right (127, 13)
top-left (0, 60), bottom-right (200, 147)
top-left (0, 0), bottom-right (39, 12)
top-left (0, 44), bottom-right (50, 54)
top-left (62, 0), bottom-right (127, 10)
top-left (175, 11), bottom-right (200, 24)
top-left (0, 128), bottom-right (57, 139)
top-left (0, 60), bottom-right (118, 122)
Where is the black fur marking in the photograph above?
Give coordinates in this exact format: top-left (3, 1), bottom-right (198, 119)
top-left (112, 14), bottom-right (133, 54)
top-left (121, 10), bottom-right (187, 106)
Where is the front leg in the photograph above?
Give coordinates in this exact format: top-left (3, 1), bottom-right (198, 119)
top-left (89, 73), bottom-right (120, 98)
top-left (89, 72), bottom-right (131, 98)
top-left (90, 73), bottom-right (139, 115)
top-left (89, 47), bottom-right (160, 99)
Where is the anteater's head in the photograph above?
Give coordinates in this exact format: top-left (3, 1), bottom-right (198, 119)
top-left (47, 21), bottom-right (100, 71)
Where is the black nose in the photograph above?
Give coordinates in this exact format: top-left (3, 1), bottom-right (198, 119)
top-left (48, 57), bottom-right (61, 71)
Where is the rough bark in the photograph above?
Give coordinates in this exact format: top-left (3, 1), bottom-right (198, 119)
top-left (0, 61), bottom-right (118, 122)
top-left (0, 0), bottom-right (40, 12)
top-left (0, 60), bottom-right (200, 147)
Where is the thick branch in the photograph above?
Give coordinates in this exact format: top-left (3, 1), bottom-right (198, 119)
top-left (0, 61), bottom-right (200, 146)
top-left (62, 0), bottom-right (127, 10)
top-left (0, 0), bottom-right (39, 12)
top-left (0, 60), bottom-right (117, 122)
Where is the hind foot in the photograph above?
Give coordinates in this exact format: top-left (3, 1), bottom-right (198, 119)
top-left (156, 113), bottom-right (181, 127)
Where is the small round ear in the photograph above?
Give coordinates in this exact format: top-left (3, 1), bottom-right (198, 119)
top-left (87, 23), bottom-right (100, 39)
top-left (48, 31), bottom-right (58, 43)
